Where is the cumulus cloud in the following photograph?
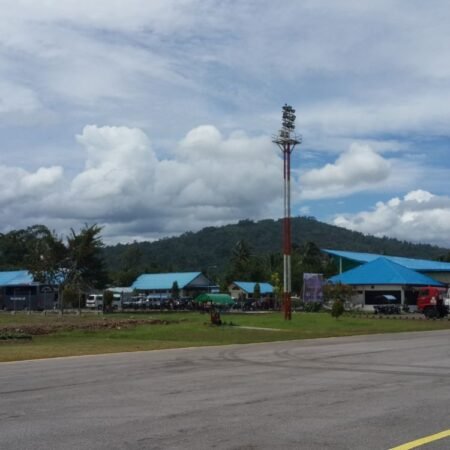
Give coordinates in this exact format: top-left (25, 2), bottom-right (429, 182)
top-left (0, 122), bottom-right (428, 243)
top-left (300, 143), bottom-right (391, 199)
top-left (27, 124), bottom-right (280, 241)
top-left (334, 190), bottom-right (450, 247)
top-left (0, 165), bottom-right (63, 206)
top-left (0, 122), bottom-right (444, 245)
top-left (71, 125), bottom-right (157, 201)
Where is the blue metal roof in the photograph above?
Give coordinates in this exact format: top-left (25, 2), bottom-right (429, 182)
top-left (328, 257), bottom-right (444, 286)
top-left (0, 270), bottom-right (34, 286)
top-left (233, 281), bottom-right (274, 294)
top-left (131, 272), bottom-right (204, 290)
top-left (323, 249), bottom-right (450, 272)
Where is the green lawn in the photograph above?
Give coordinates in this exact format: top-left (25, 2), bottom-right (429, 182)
top-left (1, 311), bottom-right (449, 362)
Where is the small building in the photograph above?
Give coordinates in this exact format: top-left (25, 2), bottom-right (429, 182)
top-left (228, 281), bottom-right (274, 300)
top-left (0, 270), bottom-right (57, 311)
top-left (328, 257), bottom-right (444, 310)
top-left (131, 272), bottom-right (216, 298)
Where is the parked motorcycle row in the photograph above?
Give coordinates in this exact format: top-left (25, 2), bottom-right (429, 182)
top-left (120, 297), bottom-right (275, 311)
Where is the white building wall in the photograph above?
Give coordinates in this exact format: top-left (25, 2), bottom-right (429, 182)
top-left (228, 284), bottom-right (247, 299)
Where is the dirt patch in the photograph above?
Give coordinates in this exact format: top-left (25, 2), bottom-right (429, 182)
top-left (0, 318), bottom-right (176, 336)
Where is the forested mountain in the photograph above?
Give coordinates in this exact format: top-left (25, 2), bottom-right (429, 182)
top-left (103, 216), bottom-right (449, 274)
top-left (1, 218), bottom-right (448, 292)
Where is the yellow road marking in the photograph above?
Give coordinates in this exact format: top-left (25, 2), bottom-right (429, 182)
top-left (390, 429), bottom-right (450, 449)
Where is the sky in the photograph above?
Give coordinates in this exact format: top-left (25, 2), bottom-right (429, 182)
top-left (2, 0), bottom-right (450, 247)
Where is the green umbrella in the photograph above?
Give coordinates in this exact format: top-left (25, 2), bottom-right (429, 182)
top-left (195, 293), bottom-right (235, 306)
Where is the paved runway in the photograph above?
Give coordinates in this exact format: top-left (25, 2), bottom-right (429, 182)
top-left (1, 330), bottom-right (450, 449)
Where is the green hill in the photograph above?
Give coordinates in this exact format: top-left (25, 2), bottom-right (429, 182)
top-left (103, 216), bottom-right (449, 273)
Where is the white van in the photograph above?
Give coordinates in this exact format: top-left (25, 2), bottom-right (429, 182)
top-left (86, 294), bottom-right (103, 309)
top-left (86, 293), bottom-right (122, 310)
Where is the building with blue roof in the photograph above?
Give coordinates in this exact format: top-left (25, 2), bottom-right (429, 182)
top-left (0, 270), bottom-right (33, 286)
top-left (131, 272), bottom-right (216, 297)
top-left (323, 249), bottom-right (450, 284)
top-left (228, 281), bottom-right (274, 300)
top-left (0, 270), bottom-right (57, 310)
top-left (329, 257), bottom-right (444, 287)
top-left (327, 256), bottom-right (446, 311)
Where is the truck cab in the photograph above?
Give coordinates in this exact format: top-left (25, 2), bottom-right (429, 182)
top-left (416, 287), bottom-right (448, 318)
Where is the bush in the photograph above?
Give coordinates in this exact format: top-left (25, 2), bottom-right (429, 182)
top-left (331, 299), bottom-right (344, 319)
top-left (63, 286), bottom-right (79, 308)
top-left (323, 283), bottom-right (354, 304)
top-left (303, 302), bottom-right (322, 313)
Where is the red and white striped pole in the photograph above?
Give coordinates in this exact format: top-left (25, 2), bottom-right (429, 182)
top-left (273, 104), bottom-right (300, 320)
top-left (283, 142), bottom-right (292, 320)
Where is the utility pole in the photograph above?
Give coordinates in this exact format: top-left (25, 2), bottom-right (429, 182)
top-left (273, 104), bottom-right (301, 320)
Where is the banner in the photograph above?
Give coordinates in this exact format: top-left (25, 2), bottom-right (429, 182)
top-left (303, 273), bottom-right (324, 303)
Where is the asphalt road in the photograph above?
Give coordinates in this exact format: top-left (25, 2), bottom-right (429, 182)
top-left (1, 330), bottom-right (449, 450)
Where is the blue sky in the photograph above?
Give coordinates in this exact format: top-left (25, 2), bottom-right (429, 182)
top-left (1, 1), bottom-right (450, 247)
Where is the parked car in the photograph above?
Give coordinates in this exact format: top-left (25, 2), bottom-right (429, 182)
top-left (373, 295), bottom-right (401, 315)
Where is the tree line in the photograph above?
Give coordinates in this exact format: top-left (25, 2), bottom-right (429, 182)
top-left (0, 224), bottom-right (337, 296)
top-left (1, 218), bottom-right (448, 298)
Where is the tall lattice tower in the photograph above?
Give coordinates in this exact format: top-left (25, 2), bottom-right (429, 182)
top-left (273, 104), bottom-right (301, 320)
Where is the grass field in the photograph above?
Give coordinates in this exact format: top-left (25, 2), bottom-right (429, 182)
top-left (1, 311), bottom-right (449, 362)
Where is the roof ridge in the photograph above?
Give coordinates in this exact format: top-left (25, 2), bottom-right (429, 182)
top-left (378, 257), bottom-right (411, 283)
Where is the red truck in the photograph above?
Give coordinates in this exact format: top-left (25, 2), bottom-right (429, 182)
top-left (416, 287), bottom-right (448, 318)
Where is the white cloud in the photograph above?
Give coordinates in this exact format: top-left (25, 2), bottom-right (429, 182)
top-left (0, 165), bottom-right (63, 205)
top-left (297, 94), bottom-right (450, 139)
top-left (334, 190), bottom-right (450, 247)
top-left (404, 190), bottom-right (434, 203)
top-left (1, 1), bottom-right (204, 34)
top-left (300, 143), bottom-right (391, 199)
top-left (0, 123), bottom-right (433, 243)
top-left (3, 0), bottom-right (450, 138)
top-left (0, 123), bottom-right (444, 245)
top-left (19, 124), bottom-right (281, 242)
top-left (71, 125), bottom-right (157, 201)
top-left (0, 81), bottom-right (41, 115)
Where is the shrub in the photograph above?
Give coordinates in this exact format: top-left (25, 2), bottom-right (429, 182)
top-left (303, 302), bottom-right (322, 313)
top-left (331, 299), bottom-right (344, 319)
top-left (63, 286), bottom-right (79, 308)
top-left (323, 283), bottom-right (354, 304)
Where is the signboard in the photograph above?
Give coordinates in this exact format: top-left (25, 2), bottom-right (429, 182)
top-left (10, 296), bottom-right (27, 302)
top-left (303, 273), bottom-right (324, 303)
